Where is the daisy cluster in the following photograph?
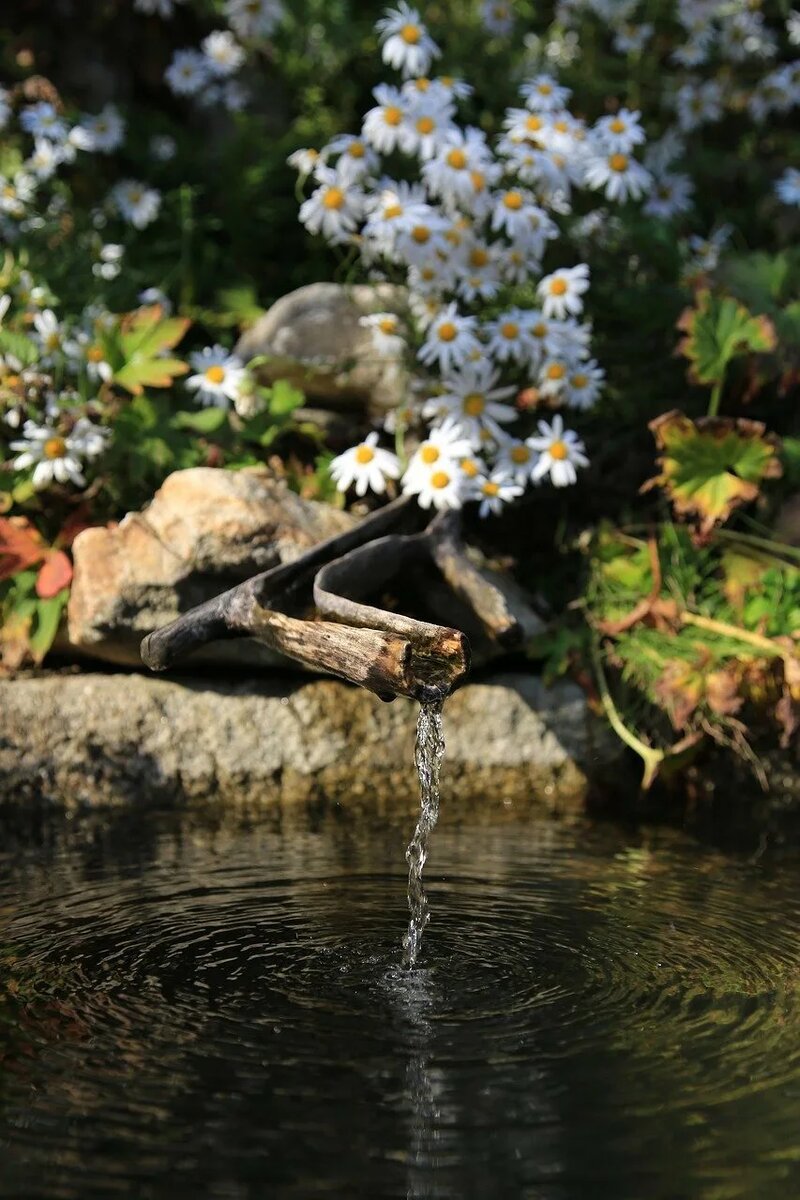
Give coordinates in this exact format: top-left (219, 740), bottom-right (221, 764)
top-left (0, 86), bottom-right (162, 236)
top-left (292, 4), bottom-right (656, 515)
top-left (164, 0), bottom-right (285, 112)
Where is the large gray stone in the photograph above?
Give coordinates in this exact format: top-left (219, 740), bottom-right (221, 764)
top-left (235, 283), bottom-right (410, 414)
top-left (0, 671), bottom-right (623, 814)
top-left (67, 467), bottom-right (354, 668)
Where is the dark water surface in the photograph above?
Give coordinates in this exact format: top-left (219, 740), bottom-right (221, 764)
top-left (1, 808), bottom-right (800, 1200)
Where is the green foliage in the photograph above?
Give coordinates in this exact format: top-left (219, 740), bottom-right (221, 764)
top-left (103, 307), bottom-right (190, 395)
top-left (676, 290), bottom-right (777, 389)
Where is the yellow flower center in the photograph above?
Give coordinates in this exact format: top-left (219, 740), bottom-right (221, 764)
top-left (355, 445), bottom-right (375, 464)
top-left (525, 115), bottom-right (543, 133)
top-left (482, 481), bottom-right (500, 497)
top-left (501, 321), bottom-right (519, 339)
top-left (554, 119), bottom-right (569, 132)
top-left (609, 118), bottom-right (626, 134)
top-left (384, 105), bottom-right (403, 126)
top-left (348, 141), bottom-right (366, 158)
top-left (538, 82), bottom-right (553, 95)
top-left (446, 148), bottom-right (467, 170)
top-left (430, 470), bottom-right (450, 489)
top-left (503, 190), bottom-right (524, 210)
top-left (549, 278), bottom-right (568, 296)
top-left (384, 202), bottom-right (404, 218)
top-left (469, 247), bottom-right (489, 268)
top-left (420, 444), bottom-right (440, 465)
top-left (549, 439), bottom-right (568, 460)
top-left (547, 363), bottom-right (566, 381)
top-left (411, 225), bottom-right (431, 243)
top-left (87, 346), bottom-right (105, 363)
top-left (413, 78), bottom-right (430, 91)
top-left (416, 116), bottom-right (435, 134)
top-left (323, 186), bottom-right (345, 209)
top-left (511, 445), bottom-right (531, 464)
top-left (378, 317), bottom-right (397, 335)
top-left (420, 266), bottom-right (436, 281)
top-left (401, 23), bottom-right (421, 44)
top-left (45, 333), bottom-right (60, 351)
top-left (532, 322), bottom-right (548, 338)
top-left (44, 436), bottom-right (67, 460)
top-left (463, 393), bottom-right (485, 416)
top-left (572, 373), bottom-right (588, 388)
top-left (437, 321), bottom-right (458, 342)
top-left (609, 153), bottom-right (629, 172)
top-left (460, 458), bottom-right (480, 478)
top-left (205, 365), bottom-right (226, 384)
top-left (470, 170), bottom-right (486, 192)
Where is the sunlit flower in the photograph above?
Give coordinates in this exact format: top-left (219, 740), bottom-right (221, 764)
top-left (585, 151), bottom-right (651, 202)
top-left (10, 420), bottom-right (94, 489)
top-left (288, 148), bottom-right (321, 177)
top-left (165, 49), bottom-right (210, 95)
top-left (417, 302), bottom-right (481, 372)
top-left (528, 414), bottom-right (588, 487)
top-left (403, 458), bottom-right (467, 510)
top-left (298, 167), bottom-right (365, 244)
top-left (424, 361), bottom-right (516, 441)
top-left (484, 309), bottom-right (536, 365)
top-left (19, 102), bottom-right (68, 143)
top-left (537, 264), bottom-right (589, 320)
top-left (403, 417), bottom-right (475, 489)
top-left (481, 0), bottom-right (514, 36)
top-left (187, 345), bottom-right (247, 407)
top-left (376, 3), bottom-right (441, 78)
top-left (0, 173), bottom-right (35, 219)
top-left (423, 127), bottom-right (493, 206)
top-left (330, 431), bottom-right (401, 496)
top-left (79, 105), bottom-right (126, 153)
top-left (520, 74), bottom-right (571, 112)
top-left (494, 437), bottom-right (539, 485)
top-left (225, 0), bottom-right (284, 38)
top-left (561, 359), bottom-right (604, 410)
top-left (593, 108), bottom-right (645, 154)
top-left (359, 311), bottom-right (406, 356)
top-left (202, 30), bottom-right (246, 77)
top-left (472, 469), bottom-right (524, 517)
top-left (363, 84), bottom-right (409, 154)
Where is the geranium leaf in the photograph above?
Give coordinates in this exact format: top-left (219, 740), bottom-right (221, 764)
top-left (112, 306), bottom-right (190, 395)
top-left (36, 550), bottom-right (73, 599)
top-left (0, 516), bottom-right (46, 581)
top-left (114, 355), bottom-right (189, 395)
top-left (28, 591), bottom-right (68, 663)
top-left (644, 411), bottom-right (782, 536)
top-left (172, 407), bottom-right (229, 434)
top-left (676, 289), bottom-right (777, 386)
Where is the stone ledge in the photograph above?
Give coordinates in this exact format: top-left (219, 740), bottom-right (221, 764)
top-left (0, 670), bottom-right (623, 814)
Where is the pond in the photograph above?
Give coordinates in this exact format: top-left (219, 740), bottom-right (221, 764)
top-left (1, 805), bottom-right (799, 1199)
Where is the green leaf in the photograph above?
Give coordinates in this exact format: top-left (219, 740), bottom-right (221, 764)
top-left (172, 407), bottom-right (229, 434)
top-left (268, 378), bottom-right (304, 416)
top-left (111, 306), bottom-right (190, 395)
top-left (646, 411), bottom-right (783, 536)
top-left (0, 329), bottom-right (39, 367)
top-left (29, 590), bottom-right (68, 663)
top-left (114, 355), bottom-right (189, 395)
top-left (676, 290), bottom-right (777, 387)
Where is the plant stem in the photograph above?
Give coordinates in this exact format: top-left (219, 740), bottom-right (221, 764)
top-left (707, 376), bottom-right (724, 418)
top-left (590, 635), bottom-right (664, 790)
top-left (680, 610), bottom-right (793, 663)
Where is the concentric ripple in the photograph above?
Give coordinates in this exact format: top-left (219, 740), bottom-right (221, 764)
top-left (1, 813), bottom-right (800, 1200)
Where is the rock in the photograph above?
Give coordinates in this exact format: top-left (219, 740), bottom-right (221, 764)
top-left (235, 283), bottom-right (410, 415)
top-left (0, 670), bottom-right (624, 814)
top-left (67, 467), bottom-right (354, 668)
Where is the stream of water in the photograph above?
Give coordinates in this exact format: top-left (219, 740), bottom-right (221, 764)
top-left (2, 808), bottom-right (800, 1198)
top-left (402, 699), bottom-right (445, 969)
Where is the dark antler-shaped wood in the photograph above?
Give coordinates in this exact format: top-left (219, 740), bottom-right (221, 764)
top-left (141, 496), bottom-right (535, 702)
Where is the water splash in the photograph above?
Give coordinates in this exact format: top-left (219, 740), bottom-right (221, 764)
top-left (402, 699), bottom-right (445, 969)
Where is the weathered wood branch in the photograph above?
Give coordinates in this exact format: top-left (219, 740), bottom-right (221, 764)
top-left (141, 495), bottom-right (536, 702)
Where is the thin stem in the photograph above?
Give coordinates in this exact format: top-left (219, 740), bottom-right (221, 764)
top-left (707, 376), bottom-right (724, 418)
top-left (590, 634), bottom-right (664, 790)
top-left (715, 527), bottom-right (800, 567)
top-left (680, 609), bottom-right (793, 663)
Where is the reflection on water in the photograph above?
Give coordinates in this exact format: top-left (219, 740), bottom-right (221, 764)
top-left (1, 808), bottom-right (800, 1199)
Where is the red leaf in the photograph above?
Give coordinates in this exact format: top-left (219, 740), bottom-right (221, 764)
top-left (0, 516), bottom-right (46, 581)
top-left (56, 506), bottom-right (94, 548)
top-left (35, 550), bottom-right (73, 599)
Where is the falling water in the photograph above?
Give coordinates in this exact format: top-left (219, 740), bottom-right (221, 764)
top-left (402, 698), bottom-right (446, 969)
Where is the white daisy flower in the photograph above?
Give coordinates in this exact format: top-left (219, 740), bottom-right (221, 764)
top-left (561, 359), bottom-right (604, 410)
top-left (376, 3), bottom-right (441, 79)
top-left (71, 416), bottom-right (111, 457)
top-left (789, 9), bottom-right (800, 46)
top-left (359, 312), bottom-right (406, 357)
top-left (424, 362), bottom-right (516, 441)
top-left (19, 102), bottom-right (68, 143)
top-left (402, 90), bottom-right (455, 159)
top-left (225, 0), bottom-right (284, 39)
top-left (422, 127), bottom-right (493, 207)
top-left (363, 84), bottom-right (409, 154)
top-left (10, 420), bottom-right (91, 490)
top-left (675, 80), bottom-right (723, 131)
top-left (417, 302), bottom-right (481, 373)
top-left (484, 310), bottom-right (536, 365)
top-left (537, 264), bottom-right (590, 321)
top-left (528, 414), bottom-right (589, 487)
top-left (330, 432), bottom-right (401, 496)
top-left (287, 148), bottom-right (321, 177)
top-left (110, 180), bottom-right (161, 229)
top-left (298, 167), bottom-right (365, 245)
top-left (26, 140), bottom-right (62, 181)
top-left (538, 357), bottom-right (574, 399)
top-left (584, 151), bottom-right (651, 203)
top-left (593, 108), bottom-right (645, 154)
top-left (0, 172), bottom-right (36, 218)
top-left (165, 49), bottom-right (211, 96)
top-left (139, 286), bottom-right (173, 312)
top-left (32, 309), bottom-right (67, 364)
top-left (149, 134), bottom-right (177, 161)
top-left (520, 74), bottom-right (571, 112)
top-left (776, 168), bottom-right (800, 207)
top-left (187, 345), bottom-right (247, 408)
top-left (494, 437), bottom-right (540, 485)
top-left (324, 135), bottom-right (378, 184)
top-left (79, 105), bottom-right (126, 153)
top-left (403, 418), bottom-right (475, 489)
top-left (643, 172), bottom-right (694, 219)
top-left (403, 460), bottom-right (467, 510)
top-left (481, 0), bottom-right (514, 35)
top-left (472, 470), bottom-right (524, 517)
top-left (202, 30), bottom-right (246, 77)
